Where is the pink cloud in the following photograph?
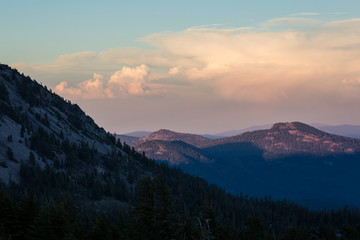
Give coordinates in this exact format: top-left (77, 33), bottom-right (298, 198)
top-left (54, 81), bottom-right (82, 96)
top-left (14, 18), bottom-right (360, 104)
top-left (107, 64), bottom-right (149, 96)
top-left (54, 65), bottom-right (151, 99)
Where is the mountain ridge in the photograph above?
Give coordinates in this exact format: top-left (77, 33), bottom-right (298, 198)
top-left (205, 121), bottom-right (360, 159)
top-left (129, 121), bottom-right (360, 207)
top-left (133, 121), bottom-right (360, 162)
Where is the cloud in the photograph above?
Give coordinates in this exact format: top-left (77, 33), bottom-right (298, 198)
top-left (107, 64), bottom-right (149, 96)
top-left (168, 65), bottom-right (185, 76)
top-left (54, 65), bottom-right (151, 99)
top-left (263, 17), bottom-right (322, 27)
top-left (14, 18), bottom-right (360, 105)
top-left (77, 73), bottom-right (107, 99)
top-left (54, 81), bottom-right (82, 96)
top-left (55, 73), bottom-right (107, 99)
top-left (291, 12), bottom-right (320, 16)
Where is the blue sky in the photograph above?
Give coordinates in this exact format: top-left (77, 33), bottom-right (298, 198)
top-left (2, 0), bottom-right (357, 63)
top-left (1, 1), bottom-right (360, 133)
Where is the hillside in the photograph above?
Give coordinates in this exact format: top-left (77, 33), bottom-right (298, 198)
top-left (0, 64), bottom-right (117, 183)
top-left (135, 140), bottom-right (214, 165)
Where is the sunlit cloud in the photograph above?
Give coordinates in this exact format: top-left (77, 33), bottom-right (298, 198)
top-left (13, 18), bottom-right (360, 105)
top-left (263, 17), bottom-right (322, 27)
top-left (107, 64), bottom-right (149, 96)
top-left (54, 65), bottom-right (152, 99)
top-left (291, 12), bottom-right (320, 16)
top-left (54, 81), bottom-right (82, 96)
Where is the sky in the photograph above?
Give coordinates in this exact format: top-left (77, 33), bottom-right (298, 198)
top-left (1, 0), bottom-right (360, 134)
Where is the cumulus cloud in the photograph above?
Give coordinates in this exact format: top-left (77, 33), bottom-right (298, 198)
top-left (55, 73), bottom-right (106, 99)
top-left (54, 81), bottom-right (82, 96)
top-left (107, 64), bottom-right (149, 96)
top-left (54, 65), bottom-right (151, 99)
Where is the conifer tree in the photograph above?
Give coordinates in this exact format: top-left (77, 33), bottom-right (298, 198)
top-left (128, 177), bottom-right (156, 240)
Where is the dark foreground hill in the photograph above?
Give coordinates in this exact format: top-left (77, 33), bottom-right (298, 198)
top-left (1, 63), bottom-right (360, 239)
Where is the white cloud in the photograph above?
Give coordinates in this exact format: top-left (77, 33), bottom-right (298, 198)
top-left (54, 81), bottom-right (82, 96)
top-left (54, 65), bottom-right (151, 99)
top-left (77, 73), bottom-right (106, 99)
top-left (107, 64), bottom-right (149, 96)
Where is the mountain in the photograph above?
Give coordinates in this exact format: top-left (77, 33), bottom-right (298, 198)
top-left (135, 122), bottom-right (360, 165)
top-left (200, 134), bottom-right (224, 139)
top-left (0, 65), bottom-right (118, 183)
top-left (312, 123), bottom-right (360, 139)
top-left (131, 121), bottom-right (360, 208)
top-left (207, 121), bottom-right (360, 159)
top-left (132, 129), bottom-right (212, 148)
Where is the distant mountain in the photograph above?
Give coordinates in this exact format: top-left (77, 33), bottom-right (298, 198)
top-left (122, 130), bottom-right (152, 137)
top-left (206, 122), bottom-right (360, 159)
top-left (201, 134), bottom-right (224, 139)
top-left (136, 122), bottom-right (360, 163)
top-left (214, 124), bottom-right (272, 137)
top-left (312, 123), bottom-right (360, 139)
top-left (134, 129), bottom-right (212, 148)
top-left (131, 121), bottom-right (360, 208)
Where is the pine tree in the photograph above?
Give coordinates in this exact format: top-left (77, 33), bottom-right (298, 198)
top-left (128, 177), bottom-right (156, 240)
top-left (154, 176), bottom-right (175, 240)
top-left (87, 214), bottom-right (122, 240)
top-left (17, 193), bottom-right (39, 239)
top-left (0, 192), bottom-right (19, 239)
